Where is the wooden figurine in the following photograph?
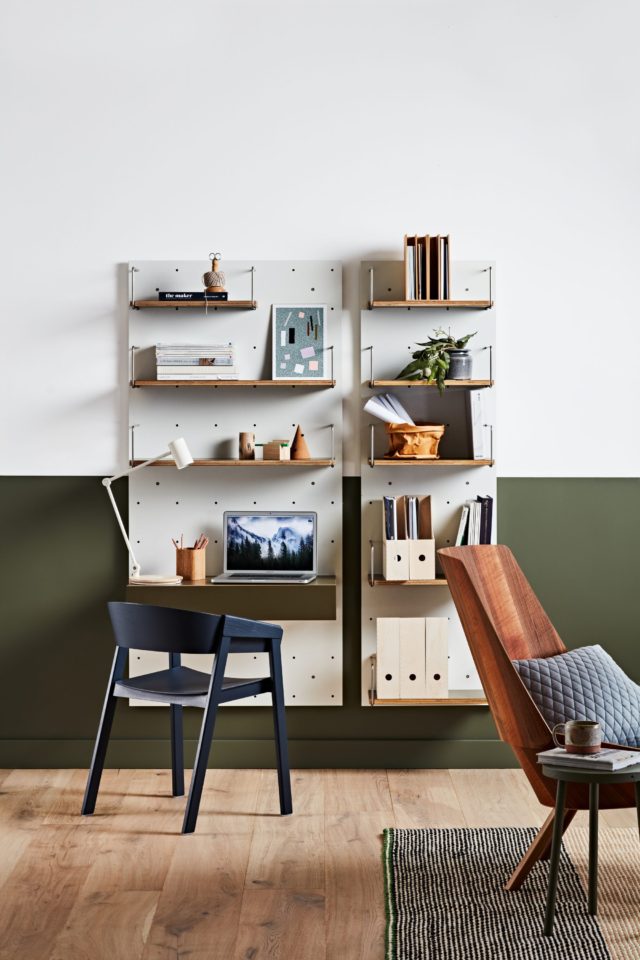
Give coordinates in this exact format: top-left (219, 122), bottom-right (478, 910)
top-left (202, 251), bottom-right (226, 292)
top-left (239, 431), bottom-right (255, 460)
top-left (291, 424), bottom-right (311, 459)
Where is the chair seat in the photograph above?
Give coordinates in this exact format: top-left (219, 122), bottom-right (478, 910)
top-left (114, 666), bottom-right (269, 707)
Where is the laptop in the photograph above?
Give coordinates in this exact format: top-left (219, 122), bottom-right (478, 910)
top-left (211, 511), bottom-right (318, 584)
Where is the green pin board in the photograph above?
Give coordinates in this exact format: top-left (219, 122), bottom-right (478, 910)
top-left (272, 304), bottom-right (327, 379)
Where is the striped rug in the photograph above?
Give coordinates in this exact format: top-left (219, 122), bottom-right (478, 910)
top-left (383, 827), bottom-right (638, 959)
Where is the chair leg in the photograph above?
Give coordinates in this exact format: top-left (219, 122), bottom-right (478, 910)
top-left (269, 637), bottom-right (292, 815)
top-left (81, 648), bottom-right (127, 816)
top-left (504, 808), bottom-right (576, 891)
top-left (181, 637), bottom-right (230, 835)
top-left (170, 704), bottom-right (184, 797)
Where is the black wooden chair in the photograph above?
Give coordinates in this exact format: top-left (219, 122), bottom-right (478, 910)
top-left (81, 602), bottom-right (292, 833)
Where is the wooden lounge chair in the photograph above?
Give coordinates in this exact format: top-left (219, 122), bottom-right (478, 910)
top-left (438, 545), bottom-right (637, 889)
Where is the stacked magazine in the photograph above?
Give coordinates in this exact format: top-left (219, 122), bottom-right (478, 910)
top-left (155, 343), bottom-right (237, 380)
top-left (538, 747), bottom-right (639, 772)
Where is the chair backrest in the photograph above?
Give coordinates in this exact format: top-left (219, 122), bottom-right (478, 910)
top-left (108, 603), bottom-right (283, 654)
top-left (438, 546), bottom-right (565, 752)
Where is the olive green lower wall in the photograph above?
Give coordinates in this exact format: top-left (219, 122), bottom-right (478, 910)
top-left (1, 477), bottom-right (638, 768)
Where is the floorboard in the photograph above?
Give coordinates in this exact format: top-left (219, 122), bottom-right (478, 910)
top-left (0, 768), bottom-right (635, 960)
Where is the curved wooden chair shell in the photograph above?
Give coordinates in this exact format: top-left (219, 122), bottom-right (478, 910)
top-left (439, 545), bottom-right (637, 889)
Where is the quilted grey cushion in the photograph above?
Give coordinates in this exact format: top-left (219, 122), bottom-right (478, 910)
top-left (512, 645), bottom-right (640, 748)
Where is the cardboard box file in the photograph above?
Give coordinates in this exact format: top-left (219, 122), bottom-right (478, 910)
top-left (381, 541), bottom-right (410, 580)
top-left (376, 618), bottom-right (400, 698)
top-left (425, 617), bottom-right (448, 697)
top-left (375, 616), bottom-right (448, 700)
top-left (381, 495), bottom-right (435, 581)
top-left (399, 618), bottom-right (427, 698)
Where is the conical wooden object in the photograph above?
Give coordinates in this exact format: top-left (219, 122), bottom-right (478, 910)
top-left (291, 424), bottom-right (311, 460)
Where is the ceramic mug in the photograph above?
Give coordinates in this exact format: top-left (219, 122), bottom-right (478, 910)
top-left (552, 719), bottom-right (602, 755)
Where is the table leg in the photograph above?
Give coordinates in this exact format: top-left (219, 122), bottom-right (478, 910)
top-left (544, 779), bottom-right (567, 936)
top-left (588, 782), bottom-right (599, 915)
top-left (635, 781), bottom-right (640, 843)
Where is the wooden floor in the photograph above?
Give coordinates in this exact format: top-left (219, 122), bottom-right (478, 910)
top-left (0, 768), bottom-right (635, 960)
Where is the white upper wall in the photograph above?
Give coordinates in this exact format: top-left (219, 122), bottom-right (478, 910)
top-left (1, 0), bottom-right (638, 476)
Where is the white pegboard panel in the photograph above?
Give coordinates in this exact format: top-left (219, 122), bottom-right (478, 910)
top-left (359, 260), bottom-right (497, 704)
top-left (128, 620), bottom-right (342, 708)
top-left (127, 260), bottom-right (343, 706)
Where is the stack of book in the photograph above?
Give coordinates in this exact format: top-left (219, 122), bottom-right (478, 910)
top-left (455, 495), bottom-right (493, 545)
top-left (538, 747), bottom-right (639, 772)
top-left (158, 291), bottom-right (228, 302)
top-left (404, 234), bottom-right (450, 300)
top-left (155, 343), bottom-right (237, 380)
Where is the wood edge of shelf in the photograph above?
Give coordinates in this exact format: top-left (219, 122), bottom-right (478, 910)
top-left (368, 379), bottom-right (493, 389)
top-left (126, 576), bottom-right (337, 588)
top-left (368, 300), bottom-right (493, 310)
top-left (131, 300), bottom-right (257, 310)
top-left (368, 577), bottom-right (448, 587)
top-left (131, 459), bottom-right (335, 467)
top-left (369, 695), bottom-right (488, 706)
top-left (132, 379), bottom-right (336, 388)
top-left (370, 459), bottom-right (494, 467)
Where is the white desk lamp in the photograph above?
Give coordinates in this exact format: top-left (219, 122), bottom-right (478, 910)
top-left (103, 437), bottom-right (194, 584)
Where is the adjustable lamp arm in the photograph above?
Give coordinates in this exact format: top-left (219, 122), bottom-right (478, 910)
top-left (102, 439), bottom-right (193, 578)
top-left (102, 475), bottom-right (142, 577)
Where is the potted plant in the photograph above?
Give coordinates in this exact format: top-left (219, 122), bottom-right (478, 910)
top-left (395, 328), bottom-right (476, 394)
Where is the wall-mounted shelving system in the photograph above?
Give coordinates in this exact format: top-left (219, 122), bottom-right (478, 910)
top-left (369, 300), bottom-right (492, 310)
top-left (126, 260), bottom-right (344, 706)
top-left (360, 259), bottom-right (496, 707)
top-left (132, 379), bottom-right (336, 388)
top-left (132, 300), bottom-right (258, 310)
top-left (132, 459), bottom-right (335, 468)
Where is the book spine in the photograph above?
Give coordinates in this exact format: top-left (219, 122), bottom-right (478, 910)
top-left (157, 367), bottom-right (237, 375)
top-left (158, 292), bottom-right (229, 301)
top-left (157, 359), bottom-right (234, 366)
top-left (157, 374), bottom-right (239, 380)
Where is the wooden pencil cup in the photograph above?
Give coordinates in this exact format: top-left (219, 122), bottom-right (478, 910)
top-left (175, 547), bottom-right (206, 581)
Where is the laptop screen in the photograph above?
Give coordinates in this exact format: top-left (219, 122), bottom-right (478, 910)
top-left (224, 512), bottom-right (317, 573)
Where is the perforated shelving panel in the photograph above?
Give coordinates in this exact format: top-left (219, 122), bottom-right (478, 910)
top-left (128, 260), bottom-right (343, 706)
top-left (360, 260), bottom-right (497, 704)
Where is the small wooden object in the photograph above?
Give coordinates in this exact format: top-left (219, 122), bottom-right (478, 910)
top-left (291, 424), bottom-right (311, 460)
top-left (175, 547), bottom-right (206, 581)
top-left (202, 251), bottom-right (226, 292)
top-left (262, 440), bottom-right (290, 461)
top-left (386, 422), bottom-right (446, 459)
top-left (239, 431), bottom-right (255, 460)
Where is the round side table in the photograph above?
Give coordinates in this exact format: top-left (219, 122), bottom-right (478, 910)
top-left (541, 761), bottom-right (640, 936)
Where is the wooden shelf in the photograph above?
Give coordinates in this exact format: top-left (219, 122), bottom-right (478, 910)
top-left (131, 299), bottom-right (257, 310)
top-left (370, 458), bottom-right (494, 467)
top-left (369, 379), bottom-right (493, 389)
top-left (132, 459), bottom-right (335, 468)
top-left (368, 299), bottom-right (492, 310)
top-left (126, 576), bottom-right (337, 621)
top-left (132, 379), bottom-right (336, 389)
top-left (370, 691), bottom-right (488, 707)
top-left (368, 575), bottom-right (448, 587)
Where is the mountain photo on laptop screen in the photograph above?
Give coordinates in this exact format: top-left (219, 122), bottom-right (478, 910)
top-left (227, 515), bottom-right (315, 571)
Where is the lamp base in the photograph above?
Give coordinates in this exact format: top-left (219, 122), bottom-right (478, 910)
top-left (128, 574), bottom-right (184, 585)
